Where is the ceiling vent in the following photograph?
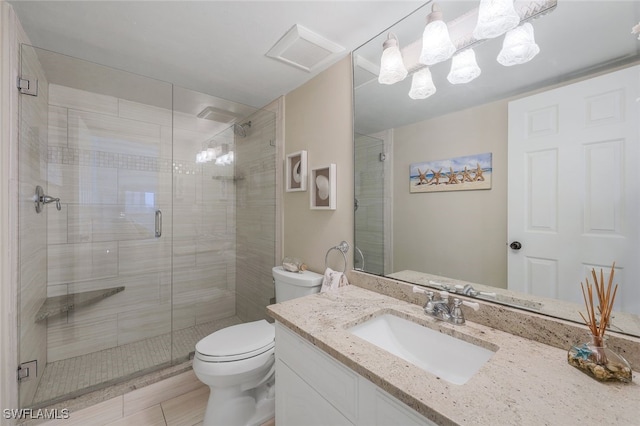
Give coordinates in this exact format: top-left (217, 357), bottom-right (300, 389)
top-left (266, 24), bottom-right (344, 72)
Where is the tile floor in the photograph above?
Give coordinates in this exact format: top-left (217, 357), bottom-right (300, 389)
top-left (33, 316), bottom-right (243, 406)
top-left (36, 370), bottom-right (276, 426)
top-left (105, 386), bottom-right (275, 426)
top-left (106, 385), bottom-right (210, 426)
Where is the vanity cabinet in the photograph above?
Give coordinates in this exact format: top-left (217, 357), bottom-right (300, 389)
top-left (275, 322), bottom-right (435, 426)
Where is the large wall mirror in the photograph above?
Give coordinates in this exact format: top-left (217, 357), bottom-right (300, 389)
top-left (353, 0), bottom-right (640, 337)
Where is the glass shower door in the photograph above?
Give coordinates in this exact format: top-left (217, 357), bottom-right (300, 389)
top-left (354, 133), bottom-right (386, 275)
top-left (18, 45), bottom-right (174, 407)
top-left (169, 87), bottom-right (277, 359)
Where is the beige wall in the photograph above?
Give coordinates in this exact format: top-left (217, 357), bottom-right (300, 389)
top-left (393, 100), bottom-right (508, 289)
top-left (283, 56), bottom-right (354, 274)
top-left (282, 55), bottom-right (506, 286)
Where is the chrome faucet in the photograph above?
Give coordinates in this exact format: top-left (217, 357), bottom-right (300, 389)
top-left (424, 292), bottom-right (451, 320)
top-left (427, 280), bottom-right (497, 299)
top-left (413, 286), bottom-right (479, 325)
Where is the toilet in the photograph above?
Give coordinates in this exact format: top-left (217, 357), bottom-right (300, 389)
top-left (193, 266), bottom-right (323, 426)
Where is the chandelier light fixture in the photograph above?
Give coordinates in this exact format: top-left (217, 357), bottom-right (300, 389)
top-left (473, 0), bottom-right (521, 40)
top-left (408, 67), bottom-right (437, 100)
top-left (497, 23), bottom-right (540, 66)
top-left (375, 0), bottom-right (556, 100)
top-left (378, 33), bottom-right (408, 85)
top-left (419, 3), bottom-right (456, 66)
top-left (447, 49), bottom-right (481, 84)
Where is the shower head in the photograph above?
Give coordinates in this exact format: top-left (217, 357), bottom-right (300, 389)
top-left (233, 121), bottom-right (252, 138)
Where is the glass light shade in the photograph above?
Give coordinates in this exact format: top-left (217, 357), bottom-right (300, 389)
top-left (206, 148), bottom-right (216, 161)
top-left (419, 20), bottom-right (456, 66)
top-left (447, 49), bottom-right (481, 84)
top-left (408, 67), bottom-right (437, 100)
top-left (473, 0), bottom-right (521, 40)
top-left (378, 34), bottom-right (407, 85)
top-left (497, 23), bottom-right (540, 66)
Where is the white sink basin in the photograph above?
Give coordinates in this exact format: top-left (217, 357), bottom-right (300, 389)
top-left (349, 313), bottom-right (496, 385)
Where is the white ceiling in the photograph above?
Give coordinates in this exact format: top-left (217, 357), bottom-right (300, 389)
top-left (8, 0), bottom-right (426, 109)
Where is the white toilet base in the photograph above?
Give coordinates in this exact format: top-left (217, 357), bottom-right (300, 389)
top-left (202, 380), bottom-right (275, 426)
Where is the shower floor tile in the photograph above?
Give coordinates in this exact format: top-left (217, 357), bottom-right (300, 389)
top-left (32, 315), bottom-right (242, 407)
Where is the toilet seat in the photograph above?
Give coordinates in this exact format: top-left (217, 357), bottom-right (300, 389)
top-left (195, 320), bottom-right (275, 362)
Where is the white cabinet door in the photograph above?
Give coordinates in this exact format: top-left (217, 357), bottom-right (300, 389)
top-left (276, 359), bottom-right (354, 426)
top-left (359, 377), bottom-right (436, 426)
top-left (275, 322), bottom-right (434, 426)
top-left (275, 323), bottom-right (359, 421)
top-left (508, 65), bottom-right (639, 314)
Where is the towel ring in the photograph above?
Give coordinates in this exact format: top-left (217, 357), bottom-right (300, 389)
top-left (354, 246), bottom-right (365, 271)
top-left (325, 241), bottom-right (350, 273)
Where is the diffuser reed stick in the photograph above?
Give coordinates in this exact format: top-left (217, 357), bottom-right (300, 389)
top-left (579, 262), bottom-right (617, 344)
top-left (578, 263), bottom-right (619, 364)
top-left (568, 262), bottom-right (632, 382)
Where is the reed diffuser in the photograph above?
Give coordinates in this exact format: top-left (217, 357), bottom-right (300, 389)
top-left (567, 263), bottom-right (632, 382)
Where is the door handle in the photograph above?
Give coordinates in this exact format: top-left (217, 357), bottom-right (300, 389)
top-left (509, 241), bottom-right (522, 250)
top-left (155, 210), bottom-right (162, 238)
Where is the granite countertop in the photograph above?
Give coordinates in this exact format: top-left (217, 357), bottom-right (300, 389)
top-left (267, 285), bottom-right (640, 426)
top-left (388, 270), bottom-right (640, 337)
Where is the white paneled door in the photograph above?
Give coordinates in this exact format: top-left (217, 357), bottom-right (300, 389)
top-left (508, 65), bottom-right (639, 315)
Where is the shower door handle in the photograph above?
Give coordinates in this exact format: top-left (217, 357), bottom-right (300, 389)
top-left (155, 210), bottom-right (162, 238)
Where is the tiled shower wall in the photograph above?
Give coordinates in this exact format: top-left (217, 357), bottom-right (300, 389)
top-left (45, 84), bottom-right (237, 362)
top-left (235, 109), bottom-right (276, 322)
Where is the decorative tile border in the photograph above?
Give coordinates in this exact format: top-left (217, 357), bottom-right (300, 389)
top-left (48, 146), bottom-right (201, 175)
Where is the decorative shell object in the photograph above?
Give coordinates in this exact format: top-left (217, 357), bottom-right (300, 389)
top-left (282, 257), bottom-right (307, 273)
top-left (567, 337), bottom-right (631, 383)
top-left (315, 175), bottom-right (330, 200)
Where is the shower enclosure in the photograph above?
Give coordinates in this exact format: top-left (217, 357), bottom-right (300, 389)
top-left (17, 45), bottom-right (277, 408)
top-left (354, 133), bottom-right (389, 275)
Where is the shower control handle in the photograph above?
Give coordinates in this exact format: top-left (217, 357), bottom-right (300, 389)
top-left (42, 195), bottom-right (61, 211)
top-left (34, 185), bottom-right (61, 213)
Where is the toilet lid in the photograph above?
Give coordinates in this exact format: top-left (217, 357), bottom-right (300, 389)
top-left (196, 320), bottom-right (275, 359)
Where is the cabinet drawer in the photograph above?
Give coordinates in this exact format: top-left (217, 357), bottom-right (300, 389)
top-left (276, 323), bottom-right (358, 422)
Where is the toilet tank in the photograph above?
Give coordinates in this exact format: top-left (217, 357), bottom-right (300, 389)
top-left (272, 266), bottom-right (323, 303)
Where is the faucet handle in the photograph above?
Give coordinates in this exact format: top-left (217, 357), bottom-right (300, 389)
top-left (454, 284), bottom-right (496, 299)
top-left (451, 298), bottom-right (480, 325)
top-left (413, 287), bottom-right (435, 309)
top-left (455, 299), bottom-right (480, 311)
top-left (412, 286), bottom-right (426, 294)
